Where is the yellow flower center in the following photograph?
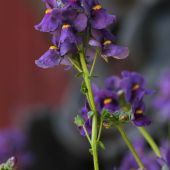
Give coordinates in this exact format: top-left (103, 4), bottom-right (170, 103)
top-left (132, 84), bottom-right (140, 91)
top-left (62, 24), bottom-right (71, 29)
top-left (103, 98), bottom-right (112, 105)
top-left (45, 9), bottom-right (53, 14)
top-left (92, 4), bottom-right (102, 11)
top-left (49, 46), bottom-right (58, 50)
top-left (136, 109), bottom-right (143, 114)
top-left (103, 40), bottom-right (112, 46)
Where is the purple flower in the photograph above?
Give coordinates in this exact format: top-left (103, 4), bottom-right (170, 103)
top-left (132, 100), bottom-right (151, 126)
top-left (94, 88), bottom-right (120, 113)
top-left (35, 8), bottom-right (62, 32)
top-left (118, 139), bottom-right (160, 170)
top-left (0, 129), bottom-right (33, 169)
top-left (120, 71), bottom-right (152, 104)
top-left (89, 29), bottom-right (129, 60)
top-left (35, 45), bottom-right (71, 69)
top-left (105, 76), bottom-right (120, 91)
top-left (82, 0), bottom-right (116, 29)
top-left (158, 140), bottom-right (170, 168)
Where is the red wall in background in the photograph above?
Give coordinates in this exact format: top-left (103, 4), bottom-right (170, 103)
top-left (0, 1), bottom-right (70, 127)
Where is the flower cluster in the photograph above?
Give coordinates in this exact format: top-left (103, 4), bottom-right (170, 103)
top-left (35, 0), bottom-right (129, 69)
top-left (153, 70), bottom-right (170, 121)
top-left (77, 71), bottom-right (152, 136)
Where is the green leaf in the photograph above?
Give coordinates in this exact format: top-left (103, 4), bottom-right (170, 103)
top-left (101, 109), bottom-right (110, 119)
top-left (81, 82), bottom-right (88, 94)
top-left (74, 115), bottom-right (84, 126)
top-left (87, 111), bottom-right (94, 118)
top-left (98, 141), bottom-right (105, 150)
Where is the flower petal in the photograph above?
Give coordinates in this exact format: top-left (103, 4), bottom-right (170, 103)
top-left (102, 44), bottom-right (129, 59)
top-left (74, 13), bottom-right (88, 32)
top-left (91, 9), bottom-right (116, 29)
top-left (35, 49), bottom-right (60, 68)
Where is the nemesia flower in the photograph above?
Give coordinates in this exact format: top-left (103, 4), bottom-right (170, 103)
top-left (35, 45), bottom-right (71, 69)
top-left (132, 100), bottom-right (151, 126)
top-left (94, 89), bottom-right (120, 113)
top-left (105, 76), bottom-right (120, 91)
top-left (120, 71), bottom-right (152, 104)
top-left (35, 8), bottom-right (62, 32)
top-left (93, 71), bottom-right (151, 126)
top-left (35, 0), bottom-right (129, 69)
top-left (118, 139), bottom-right (160, 170)
top-left (158, 140), bottom-right (170, 168)
top-left (0, 129), bottom-right (33, 169)
top-left (82, 0), bottom-right (116, 29)
top-left (89, 29), bottom-right (129, 60)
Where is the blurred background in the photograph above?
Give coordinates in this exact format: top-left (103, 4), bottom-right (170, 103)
top-left (0, 0), bottom-right (170, 169)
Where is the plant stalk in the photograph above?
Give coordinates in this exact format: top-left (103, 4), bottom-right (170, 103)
top-left (79, 50), bottom-right (99, 170)
top-left (138, 127), bottom-right (161, 157)
top-left (117, 126), bottom-right (145, 169)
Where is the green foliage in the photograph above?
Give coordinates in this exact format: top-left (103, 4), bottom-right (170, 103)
top-left (88, 111), bottom-right (94, 118)
top-left (74, 115), bottom-right (84, 126)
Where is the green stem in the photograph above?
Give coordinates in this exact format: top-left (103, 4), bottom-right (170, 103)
top-left (90, 49), bottom-right (98, 76)
top-left (117, 126), bottom-right (145, 169)
top-left (79, 50), bottom-right (99, 170)
top-left (83, 125), bottom-right (92, 145)
top-left (97, 117), bottom-right (103, 142)
top-left (138, 127), bottom-right (161, 157)
top-left (68, 57), bottom-right (82, 73)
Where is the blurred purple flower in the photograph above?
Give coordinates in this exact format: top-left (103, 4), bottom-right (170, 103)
top-left (153, 70), bottom-right (170, 120)
top-left (0, 129), bottom-right (33, 169)
top-left (118, 138), bottom-right (160, 170)
top-left (158, 140), bottom-right (170, 168)
top-left (132, 100), bottom-right (151, 126)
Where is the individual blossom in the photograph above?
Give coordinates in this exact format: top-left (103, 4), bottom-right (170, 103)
top-left (120, 71), bottom-right (152, 104)
top-left (82, 0), bottom-right (116, 29)
top-left (89, 29), bottom-right (129, 60)
top-left (132, 100), bottom-right (151, 126)
top-left (93, 85), bottom-right (120, 113)
top-left (35, 45), bottom-right (71, 69)
top-left (34, 5), bottom-right (62, 32)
